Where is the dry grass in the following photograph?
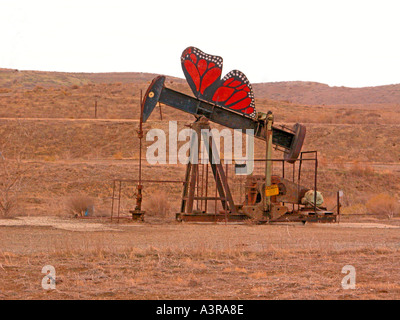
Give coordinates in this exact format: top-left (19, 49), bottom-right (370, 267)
top-left (0, 156), bottom-right (24, 218)
top-left (143, 191), bottom-right (171, 218)
top-left (112, 151), bottom-right (124, 160)
top-left (1, 220), bottom-right (400, 299)
top-left (0, 152), bottom-right (398, 220)
top-left (342, 203), bottom-right (368, 215)
top-left (350, 161), bottom-right (375, 176)
top-left (366, 193), bottom-right (399, 219)
top-left (1, 244), bottom-right (400, 299)
top-left (66, 194), bottom-right (95, 217)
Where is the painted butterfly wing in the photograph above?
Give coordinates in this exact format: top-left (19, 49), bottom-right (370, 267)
top-left (211, 70), bottom-right (255, 117)
top-left (181, 47), bottom-right (256, 118)
top-left (181, 47), bottom-right (223, 101)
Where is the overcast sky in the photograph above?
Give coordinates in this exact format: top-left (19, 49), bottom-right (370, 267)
top-left (0, 0), bottom-right (399, 87)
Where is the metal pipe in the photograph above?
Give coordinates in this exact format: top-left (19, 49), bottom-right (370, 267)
top-left (205, 163), bottom-right (209, 213)
top-left (117, 181), bottom-right (122, 223)
top-left (139, 90), bottom-right (143, 184)
top-left (314, 152), bottom-right (318, 213)
top-left (135, 90), bottom-right (144, 215)
top-left (111, 180), bottom-right (115, 222)
top-left (337, 191), bottom-right (340, 223)
top-left (264, 112), bottom-right (274, 212)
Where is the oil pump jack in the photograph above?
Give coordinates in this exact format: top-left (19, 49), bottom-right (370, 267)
top-left (138, 47), bottom-right (336, 223)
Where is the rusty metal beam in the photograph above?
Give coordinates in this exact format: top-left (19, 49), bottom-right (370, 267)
top-left (176, 213), bottom-right (250, 223)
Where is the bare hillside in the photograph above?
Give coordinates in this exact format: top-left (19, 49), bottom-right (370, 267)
top-left (2, 68), bottom-right (399, 106)
top-left (0, 68), bottom-right (184, 90)
top-left (252, 81), bottom-right (400, 105)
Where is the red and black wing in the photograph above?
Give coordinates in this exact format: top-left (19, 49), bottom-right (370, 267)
top-left (181, 47), bottom-right (256, 118)
top-left (181, 47), bottom-right (222, 101)
top-left (212, 70), bottom-right (256, 118)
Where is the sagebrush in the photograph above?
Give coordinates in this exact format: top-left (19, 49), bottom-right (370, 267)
top-left (0, 155), bottom-right (24, 218)
top-left (143, 191), bottom-right (171, 218)
top-left (66, 194), bottom-right (95, 217)
top-left (366, 193), bottom-right (399, 219)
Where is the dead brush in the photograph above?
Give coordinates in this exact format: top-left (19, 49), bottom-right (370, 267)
top-left (143, 191), bottom-right (171, 218)
top-left (66, 194), bottom-right (95, 217)
top-left (342, 203), bottom-right (367, 215)
top-left (0, 154), bottom-right (25, 218)
top-left (366, 193), bottom-right (399, 219)
top-left (350, 161), bottom-right (375, 176)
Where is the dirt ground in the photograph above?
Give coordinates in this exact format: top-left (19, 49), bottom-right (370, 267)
top-left (1, 217), bottom-right (400, 300)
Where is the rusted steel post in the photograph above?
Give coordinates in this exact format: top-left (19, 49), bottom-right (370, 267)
top-left (180, 163), bottom-right (192, 213)
top-left (205, 163), bottom-right (209, 213)
top-left (117, 180), bottom-right (122, 223)
top-left (134, 90), bottom-right (144, 216)
top-left (111, 180), bottom-right (115, 222)
top-left (264, 112), bottom-right (274, 212)
top-left (215, 167), bottom-right (218, 220)
top-left (292, 160), bottom-right (295, 183)
top-left (292, 162), bottom-right (295, 212)
top-left (298, 152), bottom-right (303, 211)
top-left (224, 162), bottom-right (228, 224)
top-left (208, 132), bottom-right (236, 213)
top-left (225, 162), bottom-right (229, 223)
top-left (180, 119), bottom-right (236, 216)
top-left (196, 160), bottom-right (200, 211)
top-left (139, 90), bottom-right (143, 183)
top-left (337, 190), bottom-right (341, 223)
top-left (186, 127), bottom-right (200, 213)
top-left (314, 152), bottom-right (318, 213)
top-left (216, 162), bottom-right (236, 213)
top-left (200, 163), bottom-right (205, 211)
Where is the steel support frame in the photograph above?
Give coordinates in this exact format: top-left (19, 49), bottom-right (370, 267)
top-left (180, 120), bottom-right (237, 217)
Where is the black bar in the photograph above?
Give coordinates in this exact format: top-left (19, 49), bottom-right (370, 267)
top-left (159, 87), bottom-right (293, 149)
top-left (141, 76), bottom-right (304, 162)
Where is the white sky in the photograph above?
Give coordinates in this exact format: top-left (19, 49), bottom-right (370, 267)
top-left (0, 0), bottom-right (399, 87)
